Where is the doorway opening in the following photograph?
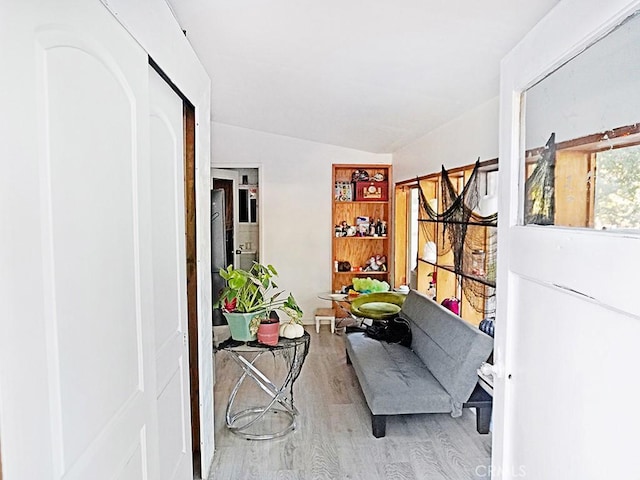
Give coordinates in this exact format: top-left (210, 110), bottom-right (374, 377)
top-left (211, 167), bottom-right (260, 326)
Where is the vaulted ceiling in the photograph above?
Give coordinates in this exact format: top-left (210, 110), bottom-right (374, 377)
top-left (167, 0), bottom-right (560, 153)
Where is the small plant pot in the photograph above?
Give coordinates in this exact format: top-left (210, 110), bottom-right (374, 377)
top-left (224, 311), bottom-right (260, 341)
top-left (257, 321), bottom-right (280, 346)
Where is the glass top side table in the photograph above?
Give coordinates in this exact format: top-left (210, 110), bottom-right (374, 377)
top-left (215, 332), bottom-right (310, 440)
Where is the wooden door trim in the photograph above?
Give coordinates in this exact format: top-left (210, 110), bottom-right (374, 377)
top-left (149, 58), bottom-right (200, 477)
top-left (183, 102), bottom-right (200, 477)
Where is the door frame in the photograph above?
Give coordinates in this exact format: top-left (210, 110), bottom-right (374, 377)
top-left (149, 59), bottom-right (202, 478)
top-left (212, 169), bottom-right (240, 269)
top-left (212, 165), bottom-right (264, 262)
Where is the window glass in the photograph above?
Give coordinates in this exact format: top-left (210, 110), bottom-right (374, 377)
top-left (522, 12), bottom-right (640, 231)
top-left (594, 144), bottom-right (640, 231)
top-left (409, 188), bottom-right (419, 272)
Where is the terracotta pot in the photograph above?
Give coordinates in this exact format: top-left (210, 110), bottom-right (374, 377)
top-left (257, 321), bottom-right (280, 346)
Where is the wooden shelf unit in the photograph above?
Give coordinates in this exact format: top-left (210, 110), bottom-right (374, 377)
top-left (332, 164), bottom-right (392, 293)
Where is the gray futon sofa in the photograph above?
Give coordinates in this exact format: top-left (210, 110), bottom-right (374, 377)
top-left (345, 289), bottom-right (493, 438)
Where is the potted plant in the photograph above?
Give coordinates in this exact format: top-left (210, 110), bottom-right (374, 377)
top-left (216, 263), bottom-right (304, 342)
top-left (253, 311), bottom-right (280, 346)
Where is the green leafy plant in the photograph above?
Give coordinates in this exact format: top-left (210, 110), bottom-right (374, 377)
top-left (216, 263), bottom-right (303, 323)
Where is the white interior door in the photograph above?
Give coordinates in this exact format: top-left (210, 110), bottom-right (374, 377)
top-left (212, 168), bottom-right (240, 268)
top-left (494, 1), bottom-right (640, 478)
top-left (0, 2), bottom-right (160, 479)
top-left (149, 67), bottom-right (193, 480)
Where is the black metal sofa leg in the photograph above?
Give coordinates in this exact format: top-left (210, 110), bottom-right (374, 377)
top-left (476, 406), bottom-right (492, 434)
top-left (372, 415), bottom-right (387, 438)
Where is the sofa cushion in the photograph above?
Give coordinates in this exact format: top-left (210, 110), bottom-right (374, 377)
top-left (400, 290), bottom-right (493, 415)
top-left (345, 332), bottom-right (452, 415)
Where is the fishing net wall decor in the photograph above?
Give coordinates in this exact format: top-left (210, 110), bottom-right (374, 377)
top-left (417, 160), bottom-right (497, 317)
top-left (524, 133), bottom-right (556, 225)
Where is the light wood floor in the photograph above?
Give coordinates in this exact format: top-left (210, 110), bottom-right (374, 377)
top-left (208, 326), bottom-right (491, 480)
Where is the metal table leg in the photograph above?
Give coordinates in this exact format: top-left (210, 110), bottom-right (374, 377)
top-left (225, 350), bottom-right (298, 440)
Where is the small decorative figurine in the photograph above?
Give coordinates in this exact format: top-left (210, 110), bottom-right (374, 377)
top-left (351, 169), bottom-right (370, 182)
top-left (376, 255), bottom-right (387, 271)
top-left (375, 218), bottom-right (382, 236)
top-left (364, 256), bottom-right (379, 271)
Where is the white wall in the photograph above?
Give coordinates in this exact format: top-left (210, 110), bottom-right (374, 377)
top-left (392, 97), bottom-right (499, 182)
top-left (212, 122), bottom-right (391, 322)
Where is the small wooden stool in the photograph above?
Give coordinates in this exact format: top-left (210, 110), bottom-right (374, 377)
top-left (315, 308), bottom-right (336, 333)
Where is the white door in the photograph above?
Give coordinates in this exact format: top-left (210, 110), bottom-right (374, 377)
top-left (0, 2), bottom-right (159, 479)
top-left (212, 168), bottom-right (240, 268)
top-left (494, 1), bottom-right (640, 479)
top-left (149, 68), bottom-right (193, 480)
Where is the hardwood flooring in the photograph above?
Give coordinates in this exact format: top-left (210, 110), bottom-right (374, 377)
top-left (208, 326), bottom-right (491, 480)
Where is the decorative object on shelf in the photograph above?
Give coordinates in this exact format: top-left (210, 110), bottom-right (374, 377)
top-left (364, 254), bottom-right (387, 272)
top-left (337, 261), bottom-right (351, 272)
top-left (335, 181), bottom-right (353, 202)
top-left (372, 172), bottom-right (386, 182)
top-left (215, 263), bottom-right (303, 341)
top-left (355, 181), bottom-right (389, 201)
top-left (351, 169), bottom-right (370, 182)
top-left (441, 297), bottom-right (460, 315)
top-left (336, 220), bottom-right (359, 237)
top-left (427, 272), bottom-right (436, 299)
top-left (337, 215), bottom-right (388, 238)
top-left (471, 249), bottom-right (486, 276)
top-left (356, 217), bottom-right (369, 237)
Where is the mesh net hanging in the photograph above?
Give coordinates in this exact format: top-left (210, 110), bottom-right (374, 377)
top-left (417, 160), bottom-right (497, 317)
top-left (525, 133), bottom-right (556, 225)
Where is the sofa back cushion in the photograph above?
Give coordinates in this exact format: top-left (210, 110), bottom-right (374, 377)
top-left (400, 290), bottom-right (493, 410)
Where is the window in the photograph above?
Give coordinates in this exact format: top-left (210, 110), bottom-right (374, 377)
top-left (409, 187), bottom-right (420, 273)
top-left (238, 186), bottom-right (258, 223)
top-left (524, 127), bottom-right (640, 231)
top-left (593, 144), bottom-right (640, 230)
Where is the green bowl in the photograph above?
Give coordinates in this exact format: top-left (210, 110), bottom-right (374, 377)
top-left (350, 292), bottom-right (407, 320)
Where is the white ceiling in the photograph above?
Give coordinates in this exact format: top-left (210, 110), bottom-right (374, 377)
top-left (167, 0), bottom-right (560, 153)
